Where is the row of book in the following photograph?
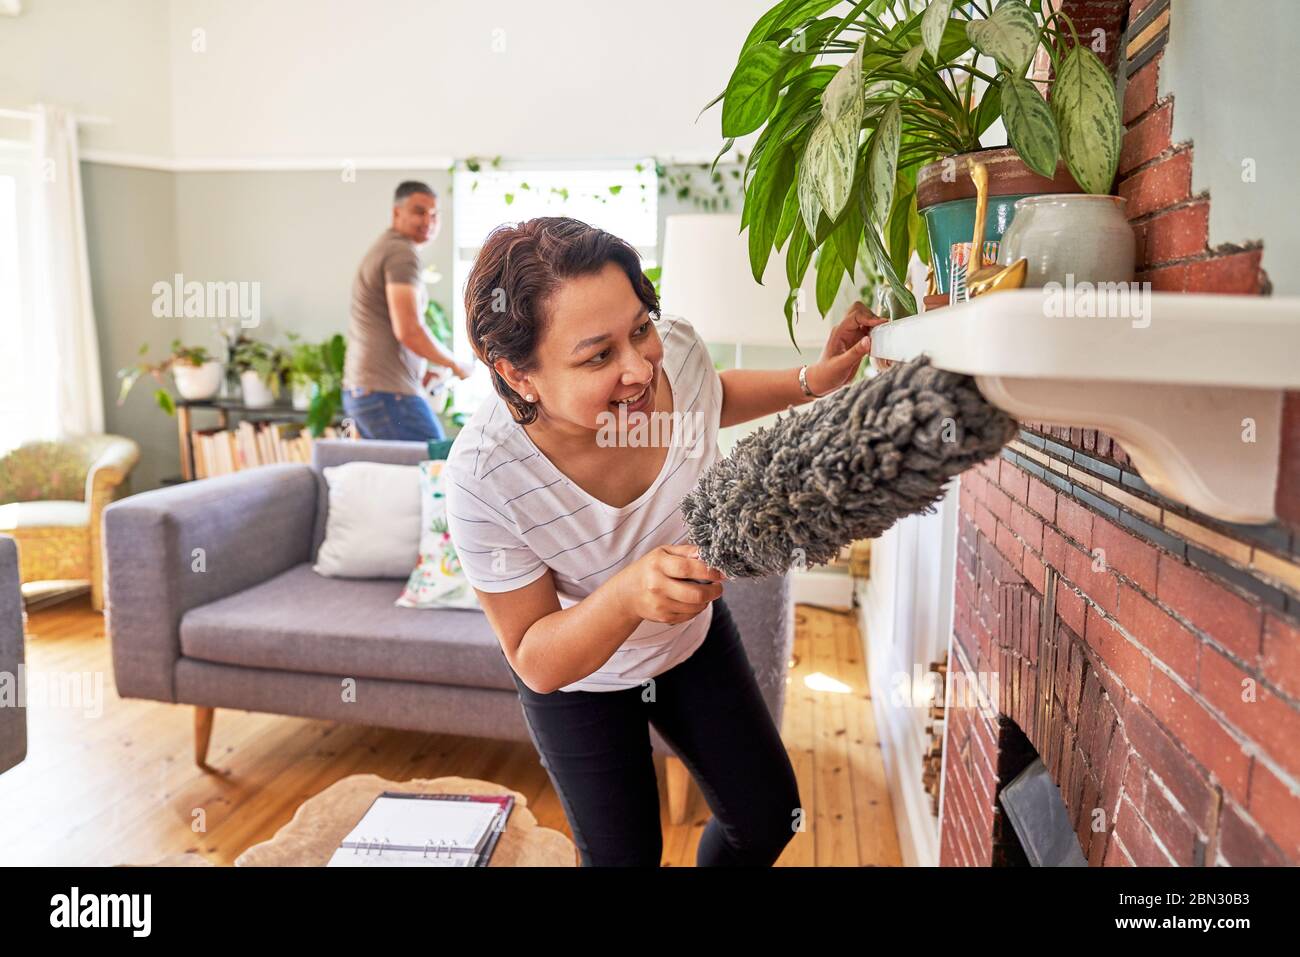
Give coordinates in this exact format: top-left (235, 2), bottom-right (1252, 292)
top-left (191, 420), bottom-right (344, 478)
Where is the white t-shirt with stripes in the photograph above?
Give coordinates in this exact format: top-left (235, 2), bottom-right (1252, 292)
top-left (443, 313), bottom-right (722, 692)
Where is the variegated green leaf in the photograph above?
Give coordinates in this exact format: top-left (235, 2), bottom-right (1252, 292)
top-left (1000, 76), bottom-right (1059, 178)
top-left (866, 101), bottom-right (901, 226)
top-left (748, 145), bottom-right (797, 282)
top-left (739, 0), bottom-right (842, 60)
top-left (797, 121), bottom-right (826, 237)
top-left (966, 0), bottom-right (1039, 77)
top-left (721, 42), bottom-right (790, 137)
top-left (824, 115), bottom-right (859, 220)
top-left (1053, 45), bottom-right (1122, 194)
top-left (815, 247), bottom-right (845, 317)
top-left (802, 108), bottom-right (858, 226)
top-left (862, 79), bottom-right (893, 120)
top-left (822, 37), bottom-right (864, 124)
top-left (921, 0), bottom-right (955, 60)
top-left (901, 43), bottom-right (926, 73)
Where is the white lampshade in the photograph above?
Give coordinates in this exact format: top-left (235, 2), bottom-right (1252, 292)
top-left (659, 214), bottom-right (824, 349)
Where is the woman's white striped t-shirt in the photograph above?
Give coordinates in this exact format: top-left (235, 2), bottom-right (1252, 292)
top-left (443, 313), bottom-right (722, 693)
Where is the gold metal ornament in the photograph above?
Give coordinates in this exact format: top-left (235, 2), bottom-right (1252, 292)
top-left (965, 160), bottom-right (1028, 298)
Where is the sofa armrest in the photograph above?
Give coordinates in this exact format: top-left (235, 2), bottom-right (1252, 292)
top-left (0, 535), bottom-right (25, 774)
top-left (87, 437), bottom-right (141, 609)
top-left (103, 464), bottom-right (318, 702)
top-left (84, 436), bottom-right (141, 506)
top-left (720, 572), bottom-right (795, 726)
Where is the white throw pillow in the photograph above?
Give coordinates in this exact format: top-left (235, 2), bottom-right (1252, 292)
top-left (313, 461), bottom-right (422, 579)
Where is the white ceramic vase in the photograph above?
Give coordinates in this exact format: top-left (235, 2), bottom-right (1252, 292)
top-left (996, 194), bottom-right (1136, 287)
top-left (172, 360), bottom-right (224, 400)
top-left (290, 380), bottom-right (313, 411)
top-left (240, 369), bottom-right (276, 408)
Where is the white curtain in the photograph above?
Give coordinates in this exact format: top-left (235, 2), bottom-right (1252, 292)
top-left (27, 104), bottom-right (104, 440)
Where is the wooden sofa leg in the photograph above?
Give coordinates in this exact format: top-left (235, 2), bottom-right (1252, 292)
top-left (665, 755), bottom-right (693, 825)
top-left (194, 706), bottom-right (214, 768)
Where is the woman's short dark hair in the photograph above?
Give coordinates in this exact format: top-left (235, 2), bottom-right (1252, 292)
top-left (464, 216), bottom-right (660, 425)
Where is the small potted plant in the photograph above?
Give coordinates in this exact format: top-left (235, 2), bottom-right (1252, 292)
top-left (232, 338), bottom-right (289, 408)
top-left (304, 334), bottom-right (346, 437)
top-left (116, 339), bottom-right (222, 414)
top-left (285, 332), bottom-right (326, 411)
top-left (709, 0), bottom-right (1124, 319)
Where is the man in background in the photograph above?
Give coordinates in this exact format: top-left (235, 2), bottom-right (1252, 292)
top-left (342, 180), bottom-right (472, 441)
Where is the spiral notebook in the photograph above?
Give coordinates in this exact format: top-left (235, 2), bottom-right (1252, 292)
top-left (326, 791), bottom-right (514, 867)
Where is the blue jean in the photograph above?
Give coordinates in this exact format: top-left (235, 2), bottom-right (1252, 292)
top-left (341, 386), bottom-right (446, 442)
top-left (507, 597), bottom-right (802, 867)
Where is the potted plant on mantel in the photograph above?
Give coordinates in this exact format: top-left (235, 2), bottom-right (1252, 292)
top-left (707, 0), bottom-right (1123, 327)
top-left (116, 339), bottom-right (222, 414)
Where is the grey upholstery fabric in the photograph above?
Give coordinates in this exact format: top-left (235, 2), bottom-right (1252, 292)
top-left (180, 563), bottom-right (515, 691)
top-left (104, 439), bottom-right (795, 759)
top-left (104, 464), bottom-right (318, 701)
top-left (0, 535), bottom-right (26, 774)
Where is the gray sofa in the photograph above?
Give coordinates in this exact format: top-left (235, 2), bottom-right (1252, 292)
top-left (103, 439), bottom-right (794, 819)
top-left (0, 535), bottom-right (26, 775)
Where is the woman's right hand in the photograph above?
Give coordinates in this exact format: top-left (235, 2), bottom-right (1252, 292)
top-left (615, 543), bottom-right (725, 624)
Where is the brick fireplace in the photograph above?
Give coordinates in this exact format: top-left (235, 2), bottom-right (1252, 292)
top-left (938, 0), bottom-right (1300, 867)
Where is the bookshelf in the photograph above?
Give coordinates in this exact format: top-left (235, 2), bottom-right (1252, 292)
top-left (173, 398), bottom-right (347, 482)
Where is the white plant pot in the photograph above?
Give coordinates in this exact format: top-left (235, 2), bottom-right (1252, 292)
top-left (172, 360), bottom-right (223, 400)
top-left (240, 369), bottom-right (276, 408)
top-left (996, 194), bottom-right (1136, 287)
top-left (291, 380), bottom-right (313, 411)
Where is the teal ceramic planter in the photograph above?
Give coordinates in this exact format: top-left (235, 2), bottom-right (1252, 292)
top-left (921, 194), bottom-right (1037, 295)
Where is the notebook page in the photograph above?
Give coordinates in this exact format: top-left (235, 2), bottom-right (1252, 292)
top-left (339, 795), bottom-right (501, 851)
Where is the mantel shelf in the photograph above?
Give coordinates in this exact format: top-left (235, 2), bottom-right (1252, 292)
top-left (870, 290), bottom-right (1300, 524)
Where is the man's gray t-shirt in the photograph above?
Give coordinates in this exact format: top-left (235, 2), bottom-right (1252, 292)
top-left (344, 227), bottom-right (425, 395)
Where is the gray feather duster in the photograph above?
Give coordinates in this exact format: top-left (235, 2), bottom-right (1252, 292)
top-left (681, 354), bottom-right (1018, 578)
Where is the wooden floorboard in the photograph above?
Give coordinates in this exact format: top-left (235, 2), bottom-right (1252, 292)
top-left (0, 594), bottom-right (900, 866)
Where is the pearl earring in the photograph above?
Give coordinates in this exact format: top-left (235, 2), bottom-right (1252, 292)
top-left (524, 393), bottom-right (535, 402)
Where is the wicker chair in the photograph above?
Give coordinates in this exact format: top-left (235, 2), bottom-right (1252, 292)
top-left (0, 434), bottom-right (140, 611)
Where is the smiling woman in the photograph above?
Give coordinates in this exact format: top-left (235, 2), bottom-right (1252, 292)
top-left (439, 214), bottom-right (892, 866)
top-left (441, 215), bottom-right (808, 866)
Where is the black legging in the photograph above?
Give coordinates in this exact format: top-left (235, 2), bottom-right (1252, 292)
top-left (507, 597), bottom-right (803, 866)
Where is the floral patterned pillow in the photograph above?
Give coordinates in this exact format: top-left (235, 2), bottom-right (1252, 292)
top-left (396, 459), bottom-right (481, 611)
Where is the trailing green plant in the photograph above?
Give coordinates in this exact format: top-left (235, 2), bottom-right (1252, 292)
top-left (656, 158), bottom-right (745, 211)
top-left (282, 331), bottom-right (345, 436)
top-left (706, 0), bottom-right (1124, 334)
top-left (115, 339), bottom-right (215, 415)
top-left (308, 334), bottom-right (345, 436)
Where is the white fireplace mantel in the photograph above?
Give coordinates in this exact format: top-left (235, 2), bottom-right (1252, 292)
top-left (869, 289), bottom-right (1300, 524)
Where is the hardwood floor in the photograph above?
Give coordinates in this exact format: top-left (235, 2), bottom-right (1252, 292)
top-left (0, 595), bottom-right (901, 867)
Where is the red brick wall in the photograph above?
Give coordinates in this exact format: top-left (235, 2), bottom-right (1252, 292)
top-left (939, 0), bottom-right (1300, 867)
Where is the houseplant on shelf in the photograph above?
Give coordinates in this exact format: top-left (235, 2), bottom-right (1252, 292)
top-left (116, 339), bottom-right (222, 414)
top-left (307, 334), bottom-right (346, 437)
top-left (285, 332), bottom-right (326, 412)
top-left (707, 0), bottom-right (1123, 326)
top-left (231, 337), bottom-right (289, 409)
